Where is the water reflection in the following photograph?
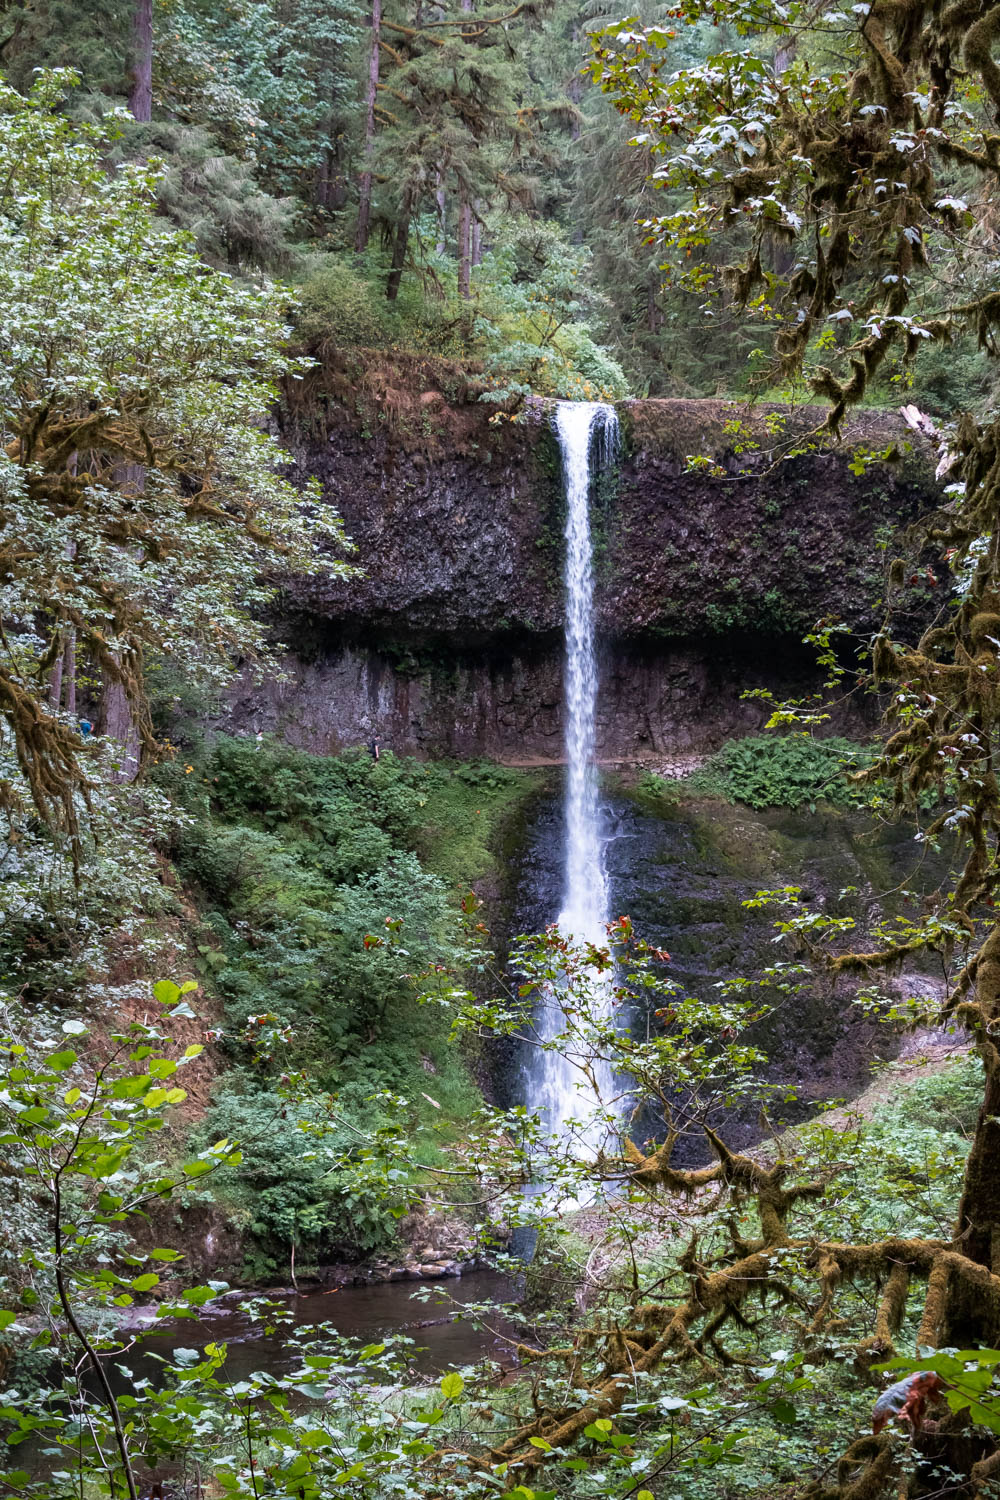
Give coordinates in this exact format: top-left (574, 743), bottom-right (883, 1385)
top-left (131, 1269), bottom-right (514, 1382)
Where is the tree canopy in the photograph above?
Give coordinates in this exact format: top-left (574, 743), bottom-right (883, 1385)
top-left (0, 71), bottom-right (349, 845)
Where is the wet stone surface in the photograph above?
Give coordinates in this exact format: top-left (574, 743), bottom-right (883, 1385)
top-left (506, 783), bottom-right (942, 1161)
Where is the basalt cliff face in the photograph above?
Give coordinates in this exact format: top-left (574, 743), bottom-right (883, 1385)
top-left (231, 380), bottom-right (937, 761)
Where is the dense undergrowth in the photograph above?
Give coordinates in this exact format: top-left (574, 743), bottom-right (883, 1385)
top-left (507, 1050), bottom-right (980, 1500)
top-left (157, 738), bottom-right (535, 1273)
top-left (297, 237), bottom-right (630, 404)
top-left (638, 734), bottom-right (874, 812)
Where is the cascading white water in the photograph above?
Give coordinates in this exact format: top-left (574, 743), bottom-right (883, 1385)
top-left (528, 400), bottom-right (619, 1146)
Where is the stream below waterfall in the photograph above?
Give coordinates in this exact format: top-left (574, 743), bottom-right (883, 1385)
top-left (15, 1273), bottom-right (516, 1484)
top-left (122, 1269), bottom-right (515, 1384)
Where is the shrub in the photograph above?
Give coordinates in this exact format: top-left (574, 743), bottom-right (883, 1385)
top-left (297, 259), bottom-right (397, 348)
top-left (691, 733), bottom-right (873, 810)
top-left (175, 740), bottom-right (494, 1109)
top-left (196, 1079), bottom-right (401, 1267)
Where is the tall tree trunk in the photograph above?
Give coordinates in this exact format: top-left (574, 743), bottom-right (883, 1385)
top-left (457, 186), bottom-right (472, 300)
top-left (316, 143), bottom-right (331, 208)
top-left (48, 632), bottom-right (65, 711)
top-left (355, 0), bottom-right (382, 252)
top-left (129, 0), bottom-right (153, 122)
top-left (435, 172), bottom-right (447, 255)
top-left (101, 464), bottom-right (143, 783)
top-left (63, 630), bottom-right (77, 717)
top-left (49, 492), bottom-right (77, 713)
top-left (99, 671), bottom-right (140, 784)
top-left (954, 922), bottom-right (1000, 1274)
top-left (646, 278), bottom-right (662, 334)
top-left (47, 630), bottom-right (77, 714)
top-left (569, 26), bottom-right (582, 142)
top-left (317, 85), bottom-right (348, 210)
top-left (471, 202), bottom-right (482, 267)
top-left (386, 188), bottom-right (413, 301)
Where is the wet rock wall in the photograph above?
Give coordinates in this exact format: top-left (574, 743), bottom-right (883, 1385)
top-left (232, 389), bottom-right (937, 760)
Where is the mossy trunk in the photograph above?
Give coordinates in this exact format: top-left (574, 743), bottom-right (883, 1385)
top-left (954, 923), bottom-right (1000, 1278)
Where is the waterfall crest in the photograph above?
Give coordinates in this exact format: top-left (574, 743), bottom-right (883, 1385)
top-left (528, 400), bottom-right (619, 1145)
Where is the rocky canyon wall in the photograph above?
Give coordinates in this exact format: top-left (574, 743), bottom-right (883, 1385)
top-left (230, 376), bottom-right (938, 760)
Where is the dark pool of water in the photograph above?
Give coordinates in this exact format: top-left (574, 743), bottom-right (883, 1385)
top-left (126, 1269), bottom-right (515, 1383)
top-left (12, 1273), bottom-right (516, 1484)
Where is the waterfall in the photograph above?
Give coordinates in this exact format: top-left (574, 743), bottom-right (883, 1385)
top-left (527, 400), bottom-right (619, 1147)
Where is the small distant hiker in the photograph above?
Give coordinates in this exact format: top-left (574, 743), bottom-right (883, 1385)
top-left (368, 738), bottom-right (380, 762)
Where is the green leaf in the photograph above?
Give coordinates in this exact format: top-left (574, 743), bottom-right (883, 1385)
top-left (181, 1285), bottom-right (217, 1305)
top-left (153, 981), bottom-right (181, 1007)
top-left (440, 1372), bottom-right (464, 1400)
top-left (583, 1423), bottom-right (611, 1442)
top-left (131, 1274), bottom-right (160, 1292)
top-left (45, 1050), bottom-right (76, 1072)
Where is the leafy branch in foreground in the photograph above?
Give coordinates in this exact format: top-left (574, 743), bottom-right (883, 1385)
top-left (578, 1), bottom-right (1000, 1490)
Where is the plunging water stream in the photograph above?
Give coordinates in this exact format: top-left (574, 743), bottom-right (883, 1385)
top-left (526, 401), bottom-right (619, 1146)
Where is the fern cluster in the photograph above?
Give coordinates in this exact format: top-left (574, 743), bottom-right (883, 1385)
top-left (692, 735), bottom-right (873, 811)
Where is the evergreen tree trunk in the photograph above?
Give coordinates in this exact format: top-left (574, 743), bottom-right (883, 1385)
top-left (47, 630), bottom-right (77, 714)
top-left (435, 173), bottom-right (447, 255)
top-left (129, 0), bottom-right (153, 122)
top-left (99, 671), bottom-right (140, 784)
top-left (952, 923), bottom-right (1000, 1275)
top-left (62, 630), bottom-right (76, 717)
top-left (646, 279), bottom-right (662, 334)
top-left (386, 187), bottom-right (413, 300)
top-left (355, 0), bottom-right (382, 252)
top-left (49, 492), bottom-right (77, 713)
top-left (101, 463), bottom-right (143, 783)
top-left (471, 202), bottom-right (482, 267)
top-left (48, 632), bottom-right (64, 711)
top-left (457, 187), bottom-right (472, 299)
top-left (569, 27), bottom-right (582, 141)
